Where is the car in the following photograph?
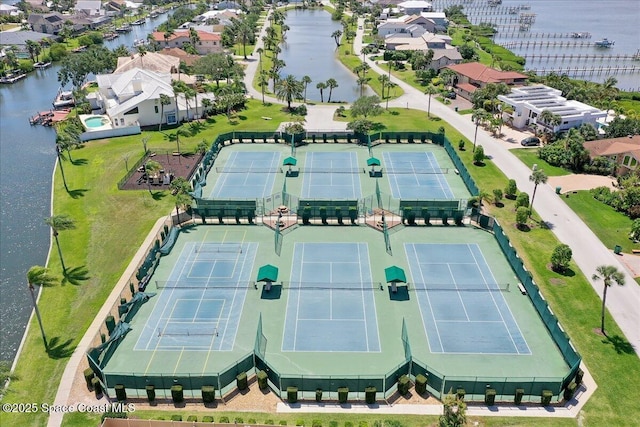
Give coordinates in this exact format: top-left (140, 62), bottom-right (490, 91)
top-left (444, 91), bottom-right (457, 99)
top-left (521, 136), bottom-right (541, 146)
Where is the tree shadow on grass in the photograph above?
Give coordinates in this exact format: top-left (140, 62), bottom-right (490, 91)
top-left (62, 265), bottom-right (90, 286)
top-left (71, 158), bottom-right (88, 166)
top-left (151, 191), bottom-right (167, 201)
top-left (47, 337), bottom-right (75, 359)
top-left (602, 334), bottom-right (636, 355)
top-left (371, 122), bottom-right (386, 132)
top-left (237, 115), bottom-right (248, 121)
top-left (537, 219), bottom-right (554, 230)
top-left (67, 188), bottom-right (88, 199)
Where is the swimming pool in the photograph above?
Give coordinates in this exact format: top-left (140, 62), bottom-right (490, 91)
top-left (84, 116), bottom-right (110, 128)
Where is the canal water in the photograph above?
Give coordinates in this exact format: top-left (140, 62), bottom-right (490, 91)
top-left (0, 11), bottom-right (172, 362)
top-left (279, 8), bottom-right (373, 103)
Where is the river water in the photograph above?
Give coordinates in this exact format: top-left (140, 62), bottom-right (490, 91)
top-left (279, 8), bottom-right (373, 103)
top-left (0, 11), bottom-right (171, 362)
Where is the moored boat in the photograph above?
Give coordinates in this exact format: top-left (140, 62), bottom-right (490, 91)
top-left (53, 89), bottom-right (75, 109)
top-left (115, 24), bottom-right (132, 33)
top-left (34, 61), bottom-right (52, 69)
top-left (594, 38), bottom-right (615, 48)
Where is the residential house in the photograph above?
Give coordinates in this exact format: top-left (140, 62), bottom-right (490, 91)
top-left (159, 47), bottom-right (201, 67)
top-left (377, 15), bottom-right (438, 37)
top-left (93, 68), bottom-right (214, 128)
top-left (216, 1), bottom-right (242, 10)
top-left (74, 0), bottom-right (104, 17)
top-left (0, 31), bottom-right (53, 48)
top-left (445, 62), bottom-right (528, 100)
top-left (0, 4), bottom-right (21, 16)
top-left (397, 0), bottom-right (433, 14)
top-left (27, 12), bottom-right (65, 35)
top-left (114, 51), bottom-right (181, 74)
top-left (419, 12), bottom-right (448, 32)
top-left (384, 33), bottom-right (462, 69)
top-left (583, 135), bottom-right (640, 176)
top-left (193, 9), bottom-right (241, 26)
top-left (497, 85), bottom-right (607, 132)
top-left (152, 30), bottom-right (223, 55)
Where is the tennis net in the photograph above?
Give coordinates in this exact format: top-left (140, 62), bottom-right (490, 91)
top-left (409, 283), bottom-right (510, 292)
top-left (158, 327), bottom-right (219, 337)
top-left (156, 280), bottom-right (254, 289)
top-left (215, 166), bottom-right (282, 174)
top-left (193, 244), bottom-right (243, 254)
top-left (281, 281), bottom-right (383, 291)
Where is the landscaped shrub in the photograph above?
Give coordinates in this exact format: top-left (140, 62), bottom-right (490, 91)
top-left (365, 386), bottom-right (376, 404)
top-left (171, 415), bottom-right (182, 421)
top-left (264, 420), bottom-right (274, 425)
top-left (236, 372), bottom-right (248, 390)
top-left (91, 377), bottom-right (102, 398)
top-left (83, 368), bottom-right (94, 389)
top-left (296, 419), bottom-right (305, 426)
top-left (315, 389), bottom-right (323, 402)
top-left (563, 383), bottom-right (577, 401)
top-left (187, 415), bottom-right (197, 422)
top-left (202, 415), bottom-right (214, 422)
top-left (358, 422), bottom-right (368, 427)
top-left (575, 368), bottom-right (584, 386)
top-left (171, 384), bottom-right (184, 403)
top-left (514, 388), bottom-right (524, 405)
top-left (456, 388), bottom-right (465, 400)
top-left (279, 421), bottom-right (287, 425)
top-left (145, 385), bottom-right (155, 402)
top-left (329, 421), bottom-right (338, 427)
top-left (248, 419), bottom-right (257, 424)
top-left (415, 374), bottom-right (427, 395)
top-left (397, 375), bottom-right (410, 395)
top-left (312, 419), bottom-right (322, 427)
top-left (219, 416), bottom-right (230, 423)
top-left (257, 370), bottom-right (268, 389)
top-left (505, 179), bottom-right (518, 199)
top-left (234, 417), bottom-right (244, 423)
top-left (541, 390), bottom-right (553, 406)
top-left (287, 386), bottom-right (298, 403)
top-left (516, 192), bottom-right (530, 209)
top-left (344, 422), bottom-right (354, 427)
top-left (338, 387), bottom-right (349, 403)
top-left (201, 385), bottom-right (215, 403)
top-left (114, 384), bottom-right (126, 402)
top-left (485, 388), bottom-right (496, 406)
top-left (349, 207), bottom-right (358, 224)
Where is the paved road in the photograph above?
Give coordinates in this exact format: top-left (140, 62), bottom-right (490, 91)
top-left (353, 17), bottom-right (640, 356)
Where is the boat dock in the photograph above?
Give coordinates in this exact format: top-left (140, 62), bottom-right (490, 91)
top-left (28, 109), bottom-right (71, 126)
top-left (499, 40), bottom-right (614, 49)
top-left (527, 65), bottom-right (640, 78)
top-left (0, 72), bottom-right (27, 84)
top-left (521, 52), bottom-right (640, 62)
top-left (494, 31), bottom-right (592, 39)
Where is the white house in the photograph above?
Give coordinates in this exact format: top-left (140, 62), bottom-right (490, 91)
top-left (419, 12), bottom-right (448, 32)
top-left (497, 85), bottom-right (607, 132)
top-left (0, 4), bottom-right (21, 16)
top-left (397, 0), bottom-right (433, 15)
top-left (74, 1), bottom-right (104, 17)
top-left (377, 15), bottom-right (438, 37)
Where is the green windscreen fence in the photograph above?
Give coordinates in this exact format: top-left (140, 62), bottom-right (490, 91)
top-left (194, 199), bottom-right (257, 219)
top-left (298, 200), bottom-right (359, 219)
top-left (254, 314), bottom-right (267, 359)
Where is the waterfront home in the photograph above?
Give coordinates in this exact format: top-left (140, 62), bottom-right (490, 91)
top-left (114, 51), bottom-right (181, 74)
top-left (152, 30), bottom-right (223, 55)
top-left (445, 62), bottom-right (528, 100)
top-left (73, 0), bottom-right (104, 17)
top-left (384, 33), bottom-right (462, 69)
top-left (497, 85), bottom-right (607, 133)
top-left (159, 47), bottom-right (201, 67)
top-left (397, 0), bottom-right (433, 14)
top-left (0, 4), bottom-right (21, 16)
top-left (583, 135), bottom-right (640, 176)
top-left (377, 14), bottom-right (437, 37)
top-left (92, 68), bottom-right (215, 128)
top-left (0, 31), bottom-right (53, 49)
top-left (192, 9), bottom-right (242, 26)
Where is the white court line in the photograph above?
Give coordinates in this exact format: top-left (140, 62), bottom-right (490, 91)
top-left (408, 243), bottom-right (443, 353)
top-left (425, 152), bottom-right (452, 199)
top-left (469, 244), bottom-right (531, 355)
top-left (446, 263), bottom-right (471, 322)
top-left (357, 243), bottom-right (370, 352)
top-left (292, 243), bottom-right (305, 351)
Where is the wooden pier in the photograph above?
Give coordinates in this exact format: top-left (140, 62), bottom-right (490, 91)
top-left (499, 40), bottom-right (610, 49)
top-left (494, 31), bottom-right (592, 39)
top-left (521, 52), bottom-right (640, 62)
top-left (527, 65), bottom-right (640, 78)
top-left (28, 109), bottom-right (71, 126)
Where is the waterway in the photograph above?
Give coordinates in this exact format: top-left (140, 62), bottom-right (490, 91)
top-left (279, 8), bottom-right (373, 103)
top-left (0, 11), bottom-right (172, 362)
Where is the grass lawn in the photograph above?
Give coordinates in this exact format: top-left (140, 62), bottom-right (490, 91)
top-left (563, 190), bottom-right (639, 254)
top-left (4, 107), bottom-right (639, 427)
top-left (510, 148), bottom-right (573, 176)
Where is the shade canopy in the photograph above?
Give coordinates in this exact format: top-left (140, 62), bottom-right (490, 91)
top-left (367, 157), bottom-right (381, 166)
top-left (385, 266), bottom-right (407, 283)
top-left (257, 264), bottom-right (279, 282)
top-left (283, 157), bottom-right (297, 166)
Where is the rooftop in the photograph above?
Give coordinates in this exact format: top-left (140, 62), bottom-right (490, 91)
top-left (498, 85), bottom-right (606, 119)
top-left (446, 62), bottom-right (528, 84)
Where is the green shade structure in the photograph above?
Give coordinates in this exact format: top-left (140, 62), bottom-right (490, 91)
top-left (367, 157), bottom-right (381, 167)
top-left (385, 266), bottom-right (407, 293)
top-left (283, 157), bottom-right (297, 166)
top-left (257, 264), bottom-right (279, 291)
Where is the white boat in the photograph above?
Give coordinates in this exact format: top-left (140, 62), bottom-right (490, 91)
top-left (594, 38), bottom-right (615, 48)
top-left (0, 72), bottom-right (26, 84)
top-left (131, 18), bottom-right (146, 26)
top-left (115, 24), bottom-right (132, 33)
top-left (570, 32), bottom-right (591, 39)
top-left (133, 39), bottom-right (149, 48)
top-left (53, 90), bottom-right (75, 109)
top-left (34, 61), bottom-right (52, 69)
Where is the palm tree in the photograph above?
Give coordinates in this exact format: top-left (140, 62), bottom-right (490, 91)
top-left (439, 68), bottom-right (457, 87)
top-left (233, 18), bottom-right (254, 60)
top-left (316, 82), bottom-right (327, 102)
top-left (26, 40), bottom-right (41, 63)
top-left (188, 27), bottom-right (200, 48)
top-left (301, 75), bottom-right (312, 102)
top-left (144, 160), bottom-right (161, 194)
top-left (258, 70), bottom-right (269, 104)
top-left (424, 84), bottom-right (438, 118)
top-left (163, 29), bottom-right (174, 47)
top-left (158, 93), bottom-right (172, 132)
top-left (27, 266), bottom-right (57, 352)
top-left (326, 78), bottom-right (338, 103)
top-left (256, 47), bottom-right (264, 71)
top-left (331, 30), bottom-right (342, 47)
top-left (54, 145), bottom-right (69, 192)
top-left (528, 169), bottom-right (548, 215)
top-left (276, 75), bottom-right (303, 110)
top-left (44, 215), bottom-right (76, 274)
top-left (471, 108), bottom-right (488, 152)
top-left (538, 109), bottom-right (561, 134)
top-left (592, 265), bottom-right (625, 336)
top-left (378, 74), bottom-right (390, 100)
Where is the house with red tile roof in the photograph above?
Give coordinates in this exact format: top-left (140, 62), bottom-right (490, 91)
top-left (151, 30), bottom-right (223, 55)
top-left (583, 135), bottom-right (640, 176)
top-left (445, 62), bottom-right (528, 100)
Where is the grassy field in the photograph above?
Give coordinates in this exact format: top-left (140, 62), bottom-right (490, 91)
top-left (563, 190), bottom-right (639, 254)
top-left (510, 148), bottom-right (573, 176)
top-left (3, 105), bottom-right (639, 427)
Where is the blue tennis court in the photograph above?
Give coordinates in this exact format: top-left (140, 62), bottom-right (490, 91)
top-left (405, 243), bottom-right (530, 355)
top-left (302, 152), bottom-right (361, 199)
top-left (209, 151), bottom-right (280, 198)
top-left (282, 243), bottom-right (380, 352)
top-left (135, 241), bottom-right (258, 351)
top-left (383, 152), bottom-right (454, 199)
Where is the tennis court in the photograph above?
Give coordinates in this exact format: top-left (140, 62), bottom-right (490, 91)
top-left (405, 243), bottom-right (530, 355)
top-left (208, 151), bottom-right (281, 198)
top-left (301, 152), bottom-right (362, 199)
top-left (134, 241), bottom-right (258, 352)
top-left (282, 242), bottom-right (380, 352)
top-left (383, 152), bottom-right (454, 200)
